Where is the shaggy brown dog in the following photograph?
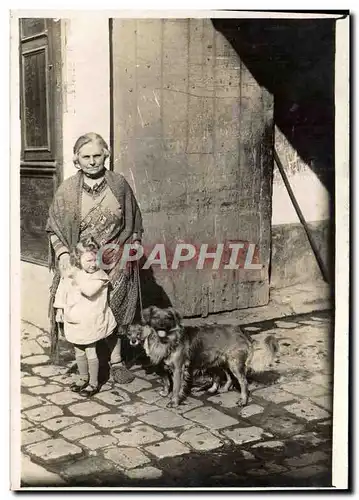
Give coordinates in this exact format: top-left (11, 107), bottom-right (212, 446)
top-left (127, 306), bottom-right (279, 408)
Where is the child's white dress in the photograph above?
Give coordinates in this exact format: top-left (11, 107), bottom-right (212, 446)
top-left (54, 269), bottom-right (117, 345)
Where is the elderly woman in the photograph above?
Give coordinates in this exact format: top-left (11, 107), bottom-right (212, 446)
top-left (46, 132), bottom-right (143, 384)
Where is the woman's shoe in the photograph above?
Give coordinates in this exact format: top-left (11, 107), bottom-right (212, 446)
top-left (70, 380), bottom-right (89, 393)
top-left (79, 383), bottom-right (99, 397)
top-left (111, 363), bottom-right (135, 384)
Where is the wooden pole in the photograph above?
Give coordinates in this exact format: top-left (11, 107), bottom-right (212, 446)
top-left (274, 149), bottom-right (330, 284)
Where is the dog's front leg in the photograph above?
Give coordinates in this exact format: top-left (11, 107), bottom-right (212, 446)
top-left (159, 369), bottom-right (172, 397)
top-left (167, 364), bottom-right (182, 407)
top-left (179, 361), bottom-right (192, 400)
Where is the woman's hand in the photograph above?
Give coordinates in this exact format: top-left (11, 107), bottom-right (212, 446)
top-left (59, 253), bottom-right (70, 277)
top-left (66, 265), bottom-right (78, 280)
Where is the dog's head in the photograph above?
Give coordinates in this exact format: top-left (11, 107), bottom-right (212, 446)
top-left (127, 324), bottom-right (153, 347)
top-left (137, 306), bottom-right (183, 343)
top-left (141, 306), bottom-right (182, 336)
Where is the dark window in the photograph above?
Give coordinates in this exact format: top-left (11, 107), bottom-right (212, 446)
top-left (19, 18), bottom-right (62, 265)
top-left (20, 18), bottom-right (46, 39)
top-left (23, 47), bottom-right (49, 149)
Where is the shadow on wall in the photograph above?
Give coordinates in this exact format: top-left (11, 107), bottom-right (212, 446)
top-left (136, 255), bottom-right (173, 315)
top-left (212, 18), bottom-right (337, 286)
top-left (211, 18), bottom-right (336, 198)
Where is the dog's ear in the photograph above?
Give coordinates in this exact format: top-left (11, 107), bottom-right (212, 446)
top-left (141, 306), bottom-right (154, 325)
top-left (169, 307), bottom-right (182, 326)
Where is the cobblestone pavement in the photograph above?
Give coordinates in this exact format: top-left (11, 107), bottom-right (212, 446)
top-left (20, 311), bottom-right (333, 488)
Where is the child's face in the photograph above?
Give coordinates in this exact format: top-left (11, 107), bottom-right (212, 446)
top-left (80, 251), bottom-right (98, 273)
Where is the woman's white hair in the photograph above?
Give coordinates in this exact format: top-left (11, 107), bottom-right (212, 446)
top-left (72, 132), bottom-right (110, 165)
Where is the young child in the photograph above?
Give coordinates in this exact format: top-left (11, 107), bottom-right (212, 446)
top-left (53, 237), bottom-right (117, 396)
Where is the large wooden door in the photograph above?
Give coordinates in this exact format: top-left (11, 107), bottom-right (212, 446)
top-left (112, 18), bottom-right (274, 317)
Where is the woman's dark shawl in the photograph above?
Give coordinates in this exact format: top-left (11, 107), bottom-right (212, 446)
top-left (46, 170), bottom-right (143, 360)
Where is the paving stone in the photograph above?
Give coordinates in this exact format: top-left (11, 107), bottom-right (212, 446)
top-left (46, 391), bottom-right (84, 405)
top-left (252, 440), bottom-right (285, 450)
top-left (79, 434), bottom-right (117, 450)
top-left (223, 426), bottom-right (273, 445)
top-left (117, 377), bottom-right (153, 393)
top-left (284, 451), bottom-right (329, 468)
top-left (50, 374), bottom-right (79, 385)
top-left (246, 467), bottom-right (270, 477)
top-left (68, 401), bottom-right (108, 417)
top-left (164, 430), bottom-right (179, 438)
top-left (21, 418), bottom-right (33, 430)
top-left (36, 336), bottom-right (51, 348)
top-left (210, 472), bottom-right (243, 482)
top-left (94, 389), bottom-right (131, 406)
top-left (93, 413), bottom-right (130, 429)
top-left (137, 389), bottom-right (164, 404)
top-left (252, 386), bottom-right (296, 404)
top-left (60, 423), bottom-right (100, 440)
top-left (25, 438), bottom-right (83, 465)
top-left (120, 402), bottom-right (159, 417)
top-left (111, 424), bottom-right (163, 446)
top-left (239, 404), bottom-right (264, 418)
top-left (21, 371), bottom-right (29, 378)
top-left (21, 454), bottom-right (67, 486)
top-left (124, 466), bottom-right (163, 480)
top-left (129, 363), bottom-right (143, 371)
top-left (146, 439), bottom-right (191, 459)
top-left (24, 405), bottom-right (63, 422)
top-left (285, 399), bottom-right (330, 421)
top-left (104, 447), bottom-right (150, 469)
top-left (155, 396), bottom-right (204, 413)
top-left (28, 384), bottom-right (63, 395)
top-left (22, 355), bottom-right (50, 366)
top-left (21, 323), bottom-right (43, 339)
top-left (22, 428), bottom-right (51, 446)
top-left (259, 413), bottom-right (306, 437)
top-left (264, 462), bottom-right (288, 474)
top-left (184, 407), bottom-right (239, 430)
top-left (275, 321), bottom-right (299, 329)
top-left (139, 409), bottom-right (189, 429)
top-left (316, 419), bottom-right (332, 430)
top-left (292, 432), bottom-right (329, 447)
top-left (309, 373), bottom-right (332, 388)
top-left (42, 416), bottom-right (84, 432)
top-left (62, 456), bottom-right (118, 481)
top-left (310, 316), bottom-right (327, 322)
top-left (279, 381), bottom-right (328, 398)
top-left (310, 394), bottom-right (333, 412)
top-left (21, 376), bottom-right (46, 388)
top-left (178, 426), bottom-right (224, 451)
top-left (241, 450), bottom-right (256, 461)
top-left (283, 464), bottom-right (329, 479)
top-left (133, 369), bottom-right (158, 381)
top-left (32, 365), bottom-right (68, 378)
top-left (99, 382), bottom-right (113, 391)
top-left (22, 394), bottom-right (45, 410)
top-left (207, 391), bottom-right (246, 409)
top-left (22, 340), bottom-right (44, 358)
top-left (299, 320), bottom-right (326, 326)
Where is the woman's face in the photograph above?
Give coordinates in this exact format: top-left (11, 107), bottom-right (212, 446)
top-left (77, 141), bottom-right (106, 178)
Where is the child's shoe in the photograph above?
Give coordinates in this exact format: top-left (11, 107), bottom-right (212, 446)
top-left (79, 383), bottom-right (99, 397)
top-left (70, 378), bottom-right (89, 393)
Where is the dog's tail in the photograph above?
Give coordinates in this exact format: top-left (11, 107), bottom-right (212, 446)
top-left (246, 335), bottom-right (279, 373)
